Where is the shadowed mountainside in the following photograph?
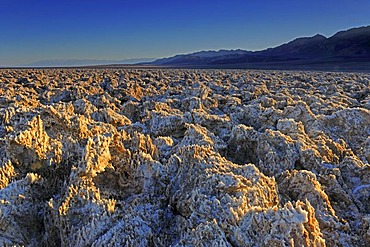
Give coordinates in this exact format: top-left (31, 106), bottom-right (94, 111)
top-left (150, 26), bottom-right (370, 70)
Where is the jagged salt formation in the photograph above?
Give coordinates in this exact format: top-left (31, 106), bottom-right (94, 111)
top-left (0, 69), bottom-right (369, 246)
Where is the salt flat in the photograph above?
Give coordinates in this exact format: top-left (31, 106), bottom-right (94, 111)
top-left (0, 69), bottom-right (369, 246)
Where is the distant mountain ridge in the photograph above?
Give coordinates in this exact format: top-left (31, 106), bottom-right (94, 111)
top-left (23, 58), bottom-right (156, 67)
top-left (150, 26), bottom-right (370, 70)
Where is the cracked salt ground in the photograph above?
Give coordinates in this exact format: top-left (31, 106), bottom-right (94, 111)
top-left (0, 68), bottom-right (369, 246)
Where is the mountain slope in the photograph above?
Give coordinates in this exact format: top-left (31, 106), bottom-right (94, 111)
top-left (151, 26), bottom-right (370, 68)
top-left (153, 49), bottom-right (252, 65)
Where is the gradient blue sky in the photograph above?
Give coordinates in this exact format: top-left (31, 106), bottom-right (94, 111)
top-left (0, 0), bottom-right (369, 66)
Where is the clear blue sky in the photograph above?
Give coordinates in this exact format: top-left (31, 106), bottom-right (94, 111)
top-left (0, 0), bottom-right (369, 66)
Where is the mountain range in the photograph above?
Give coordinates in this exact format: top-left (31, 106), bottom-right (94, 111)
top-left (22, 26), bottom-right (370, 71)
top-left (149, 26), bottom-right (370, 70)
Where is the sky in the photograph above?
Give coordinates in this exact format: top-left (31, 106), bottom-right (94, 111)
top-left (0, 0), bottom-right (369, 66)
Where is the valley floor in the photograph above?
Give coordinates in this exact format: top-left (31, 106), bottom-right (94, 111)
top-left (0, 69), bottom-right (369, 246)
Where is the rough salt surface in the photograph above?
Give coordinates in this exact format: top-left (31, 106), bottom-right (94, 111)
top-left (0, 69), bottom-right (369, 246)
